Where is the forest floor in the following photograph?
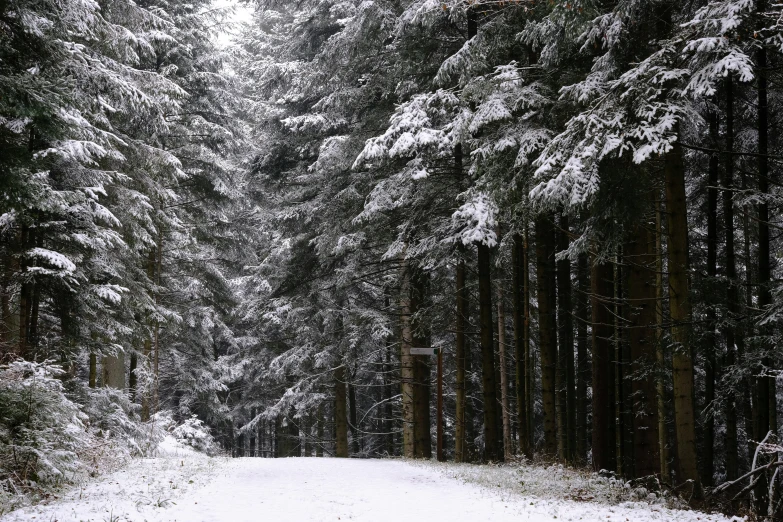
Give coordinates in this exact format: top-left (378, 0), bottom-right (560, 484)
top-left (1, 441), bottom-right (742, 522)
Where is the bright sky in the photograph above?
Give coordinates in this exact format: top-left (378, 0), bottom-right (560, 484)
top-left (212, 0), bottom-right (254, 48)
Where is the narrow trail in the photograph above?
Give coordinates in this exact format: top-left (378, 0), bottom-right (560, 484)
top-left (2, 454), bottom-right (735, 522)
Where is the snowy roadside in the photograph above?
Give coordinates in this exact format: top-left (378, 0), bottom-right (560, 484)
top-left (1, 437), bottom-right (224, 522)
top-left (1, 452), bottom-right (743, 522)
top-left (414, 460), bottom-right (742, 522)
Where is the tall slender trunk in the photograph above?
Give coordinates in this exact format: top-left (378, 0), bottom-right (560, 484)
top-left (592, 258), bottom-right (616, 472)
top-left (703, 107), bottom-right (719, 487)
top-left (497, 264), bottom-right (513, 459)
top-left (317, 404), bottom-right (325, 457)
top-left (557, 215), bottom-right (575, 462)
top-left (411, 266), bottom-right (432, 459)
top-left (348, 378), bottom-right (359, 455)
top-left (741, 170), bottom-right (756, 466)
top-left (524, 225), bottom-right (533, 456)
top-left (478, 242), bottom-right (501, 462)
top-left (655, 196), bottom-right (670, 483)
top-left (723, 76), bottom-right (739, 481)
top-left (576, 252), bottom-right (589, 463)
top-left (334, 363), bottom-right (349, 458)
top-left (455, 248), bottom-right (468, 462)
top-left (129, 351), bottom-right (137, 400)
top-left (141, 248), bottom-right (156, 420)
top-left (664, 135), bottom-right (700, 491)
top-left (754, 18), bottom-right (772, 513)
top-left (400, 256), bottom-right (415, 458)
top-left (513, 234), bottom-right (530, 458)
top-left (89, 353), bottom-right (97, 388)
top-left (384, 288), bottom-right (395, 456)
top-left (18, 227), bottom-right (30, 358)
top-left (153, 235), bottom-right (162, 414)
top-left (536, 215), bottom-right (558, 457)
top-left (626, 188), bottom-right (660, 479)
top-left (614, 255), bottom-right (625, 476)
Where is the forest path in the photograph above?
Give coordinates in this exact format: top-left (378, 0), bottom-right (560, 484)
top-left (2, 452), bottom-right (735, 522)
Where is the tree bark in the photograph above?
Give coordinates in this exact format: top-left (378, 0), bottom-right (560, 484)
top-left (400, 256), bottom-right (415, 458)
top-left (478, 242), bottom-right (501, 462)
top-left (411, 265), bottom-right (432, 459)
top-left (497, 266), bottom-right (513, 460)
top-left (348, 377), bottom-right (359, 455)
top-left (703, 106), bottom-right (719, 487)
top-left (626, 189), bottom-right (660, 479)
top-left (655, 196), bottom-right (671, 483)
top-left (592, 259), bottom-right (616, 472)
top-left (576, 252), bottom-right (589, 463)
top-left (536, 215), bottom-right (558, 457)
top-left (664, 135), bottom-right (700, 491)
top-left (723, 76), bottom-right (739, 481)
top-left (513, 234), bottom-right (530, 459)
top-left (557, 215), bottom-right (575, 463)
top-left (334, 363), bottom-right (349, 458)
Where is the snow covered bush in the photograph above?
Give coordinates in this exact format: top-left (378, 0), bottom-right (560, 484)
top-left (170, 415), bottom-right (219, 456)
top-left (0, 362), bottom-right (88, 503)
top-left (81, 387), bottom-right (165, 458)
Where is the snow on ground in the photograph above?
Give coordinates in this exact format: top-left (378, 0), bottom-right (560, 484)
top-left (2, 449), bottom-right (741, 522)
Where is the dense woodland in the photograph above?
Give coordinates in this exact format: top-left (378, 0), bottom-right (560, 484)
top-left (3, 0), bottom-right (783, 518)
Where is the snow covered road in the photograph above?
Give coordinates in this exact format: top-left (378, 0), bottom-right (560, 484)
top-left (2, 454), bottom-right (738, 522)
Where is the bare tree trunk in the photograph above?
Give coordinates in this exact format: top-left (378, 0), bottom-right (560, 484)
top-left (754, 16), bottom-right (772, 512)
top-left (89, 353), bottom-right (97, 388)
top-left (626, 189), bottom-right (660, 479)
top-left (478, 242), bottom-right (501, 462)
top-left (592, 259), bottom-right (616, 472)
top-left (400, 256), bottom-right (415, 458)
top-left (456, 247), bottom-right (469, 462)
top-left (334, 363), bottom-right (349, 458)
top-left (664, 135), bottom-right (700, 491)
top-left (536, 215), bottom-right (558, 457)
top-left (348, 377), bottom-right (359, 455)
top-left (557, 215), bottom-right (575, 463)
top-left (576, 253), bottom-right (589, 463)
top-left (497, 269), bottom-right (512, 459)
top-left (703, 106), bottom-right (720, 488)
top-left (723, 76), bottom-right (739, 481)
top-left (411, 266), bottom-right (432, 459)
top-left (655, 196), bottom-right (671, 483)
top-left (513, 233), bottom-right (530, 459)
top-left (524, 225), bottom-right (534, 456)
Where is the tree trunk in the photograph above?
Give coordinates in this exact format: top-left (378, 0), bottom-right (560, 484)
top-left (456, 247), bottom-right (469, 462)
top-left (592, 259), bottom-right (616, 472)
top-left (524, 225), bottom-right (534, 456)
top-left (316, 404), bottom-right (325, 457)
top-left (626, 189), bottom-right (660, 479)
top-left (129, 351), bottom-right (137, 399)
top-left (513, 233), bottom-right (530, 459)
top-left (703, 107), bottom-right (719, 487)
top-left (478, 242), bottom-right (501, 462)
top-left (497, 268), bottom-right (513, 460)
top-left (557, 215), bottom-right (575, 463)
top-left (400, 256), bottom-right (415, 458)
top-left (334, 363), bottom-right (349, 458)
top-left (664, 135), bottom-right (700, 491)
top-left (576, 253), bottom-right (589, 463)
top-left (723, 76), bottom-right (739, 481)
top-left (411, 265), bottom-right (432, 459)
top-left (89, 353), bottom-right (97, 388)
top-left (536, 215), bottom-right (558, 457)
top-left (655, 196), bottom-right (671, 483)
top-left (348, 377), bottom-right (359, 455)
top-left (754, 19), bottom-right (772, 513)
